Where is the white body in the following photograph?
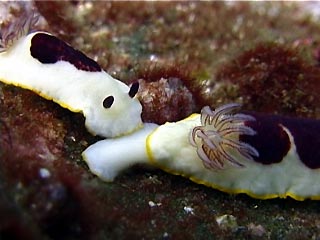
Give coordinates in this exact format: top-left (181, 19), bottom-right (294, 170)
top-left (83, 114), bottom-right (320, 200)
top-left (83, 123), bottom-right (158, 181)
top-left (0, 32), bottom-right (142, 137)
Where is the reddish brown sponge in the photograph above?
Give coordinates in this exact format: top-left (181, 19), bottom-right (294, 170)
top-left (131, 63), bottom-right (200, 124)
top-left (138, 78), bottom-right (195, 124)
top-left (216, 43), bottom-right (320, 118)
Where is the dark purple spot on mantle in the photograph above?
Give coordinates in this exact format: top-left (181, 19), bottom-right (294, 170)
top-left (240, 112), bottom-right (320, 169)
top-left (281, 116), bottom-right (320, 169)
top-left (30, 33), bottom-right (101, 72)
top-left (240, 112), bottom-right (290, 165)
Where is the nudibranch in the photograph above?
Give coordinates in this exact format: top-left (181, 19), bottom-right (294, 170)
top-left (0, 14), bottom-right (142, 137)
top-left (83, 103), bottom-right (320, 200)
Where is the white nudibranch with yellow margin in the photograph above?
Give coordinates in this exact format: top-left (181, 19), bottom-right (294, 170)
top-left (4, 14), bottom-right (320, 201)
top-left (83, 103), bottom-right (320, 200)
top-left (0, 14), bottom-right (142, 137)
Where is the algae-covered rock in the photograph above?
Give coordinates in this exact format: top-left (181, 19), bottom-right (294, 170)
top-left (1, 2), bottom-right (320, 239)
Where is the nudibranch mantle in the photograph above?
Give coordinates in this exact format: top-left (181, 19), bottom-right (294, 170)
top-left (0, 31), bottom-right (142, 137)
top-left (83, 104), bottom-right (320, 200)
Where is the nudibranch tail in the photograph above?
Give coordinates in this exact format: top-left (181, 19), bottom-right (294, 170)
top-left (0, 11), bottom-right (39, 52)
top-left (190, 103), bottom-right (259, 170)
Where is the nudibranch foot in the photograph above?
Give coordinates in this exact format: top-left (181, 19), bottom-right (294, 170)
top-left (82, 123), bottom-right (158, 181)
top-left (190, 104), bottom-right (258, 170)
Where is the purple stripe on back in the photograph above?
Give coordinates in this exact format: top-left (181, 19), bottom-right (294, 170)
top-left (30, 33), bottom-right (101, 72)
top-left (240, 112), bottom-right (320, 169)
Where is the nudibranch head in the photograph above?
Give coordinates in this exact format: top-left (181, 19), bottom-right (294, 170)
top-left (84, 81), bottom-right (143, 137)
top-left (190, 103), bottom-right (259, 170)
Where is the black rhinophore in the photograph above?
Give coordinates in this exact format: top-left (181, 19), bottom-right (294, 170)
top-left (128, 82), bottom-right (139, 98)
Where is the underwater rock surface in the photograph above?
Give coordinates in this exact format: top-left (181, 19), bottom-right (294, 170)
top-left (1, 1), bottom-right (320, 239)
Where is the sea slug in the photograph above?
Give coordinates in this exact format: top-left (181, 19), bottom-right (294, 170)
top-left (0, 13), bottom-right (142, 137)
top-left (83, 103), bottom-right (320, 200)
